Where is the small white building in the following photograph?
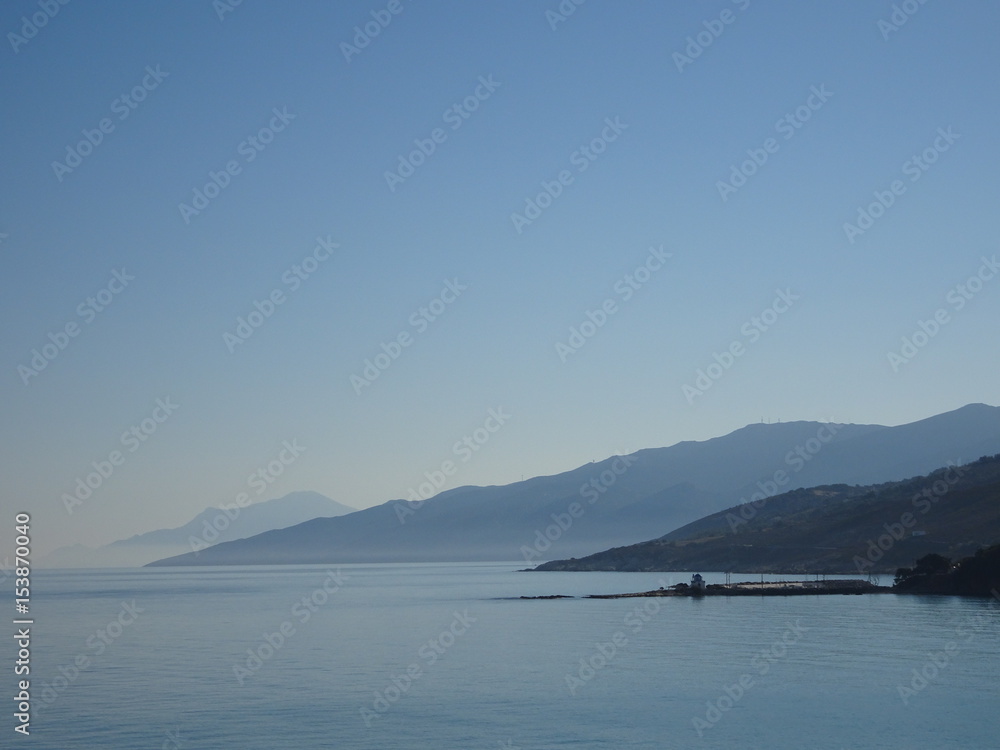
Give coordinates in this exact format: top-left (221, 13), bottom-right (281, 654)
top-left (690, 573), bottom-right (706, 592)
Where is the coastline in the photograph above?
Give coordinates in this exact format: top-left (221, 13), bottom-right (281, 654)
top-left (520, 578), bottom-right (891, 599)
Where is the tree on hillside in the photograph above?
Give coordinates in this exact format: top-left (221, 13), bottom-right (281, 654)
top-left (894, 553), bottom-right (951, 589)
top-left (895, 546), bottom-right (1000, 595)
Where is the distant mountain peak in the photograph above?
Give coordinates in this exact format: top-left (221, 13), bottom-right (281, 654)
top-left (42, 491), bottom-right (357, 568)
top-left (146, 403), bottom-right (1000, 567)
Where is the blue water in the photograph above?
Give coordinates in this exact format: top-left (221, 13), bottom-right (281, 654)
top-left (10, 564), bottom-right (1000, 749)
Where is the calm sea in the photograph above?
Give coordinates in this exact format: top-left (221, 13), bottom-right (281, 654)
top-left (11, 564), bottom-right (1000, 749)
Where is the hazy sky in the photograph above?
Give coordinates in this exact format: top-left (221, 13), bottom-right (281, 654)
top-left (2, 1), bottom-right (998, 555)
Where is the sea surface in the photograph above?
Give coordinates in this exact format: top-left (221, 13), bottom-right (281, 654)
top-left (11, 564), bottom-right (1000, 749)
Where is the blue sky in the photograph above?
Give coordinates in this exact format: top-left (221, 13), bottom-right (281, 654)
top-left (2, 0), bottom-right (998, 554)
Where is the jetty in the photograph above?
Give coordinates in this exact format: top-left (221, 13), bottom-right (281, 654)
top-left (520, 575), bottom-right (890, 600)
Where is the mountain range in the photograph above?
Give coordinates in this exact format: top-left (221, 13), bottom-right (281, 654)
top-left (43, 491), bottom-right (356, 568)
top-left (533, 454), bottom-right (1000, 574)
top-left (146, 403), bottom-right (1000, 567)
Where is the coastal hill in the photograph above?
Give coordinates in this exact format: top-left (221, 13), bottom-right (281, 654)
top-left (533, 454), bottom-right (1000, 574)
top-left (147, 404), bottom-right (1000, 567)
top-left (894, 545), bottom-right (1000, 596)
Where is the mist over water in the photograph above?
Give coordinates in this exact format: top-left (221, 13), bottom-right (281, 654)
top-left (5, 3), bottom-right (1000, 748)
top-left (18, 564), bottom-right (1000, 749)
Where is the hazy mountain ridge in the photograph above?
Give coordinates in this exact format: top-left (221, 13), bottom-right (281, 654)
top-left (146, 404), bottom-right (1000, 567)
top-left (534, 454), bottom-right (1000, 574)
top-left (43, 491), bottom-right (356, 568)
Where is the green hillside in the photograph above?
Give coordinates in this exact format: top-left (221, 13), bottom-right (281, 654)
top-left (534, 455), bottom-right (1000, 574)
